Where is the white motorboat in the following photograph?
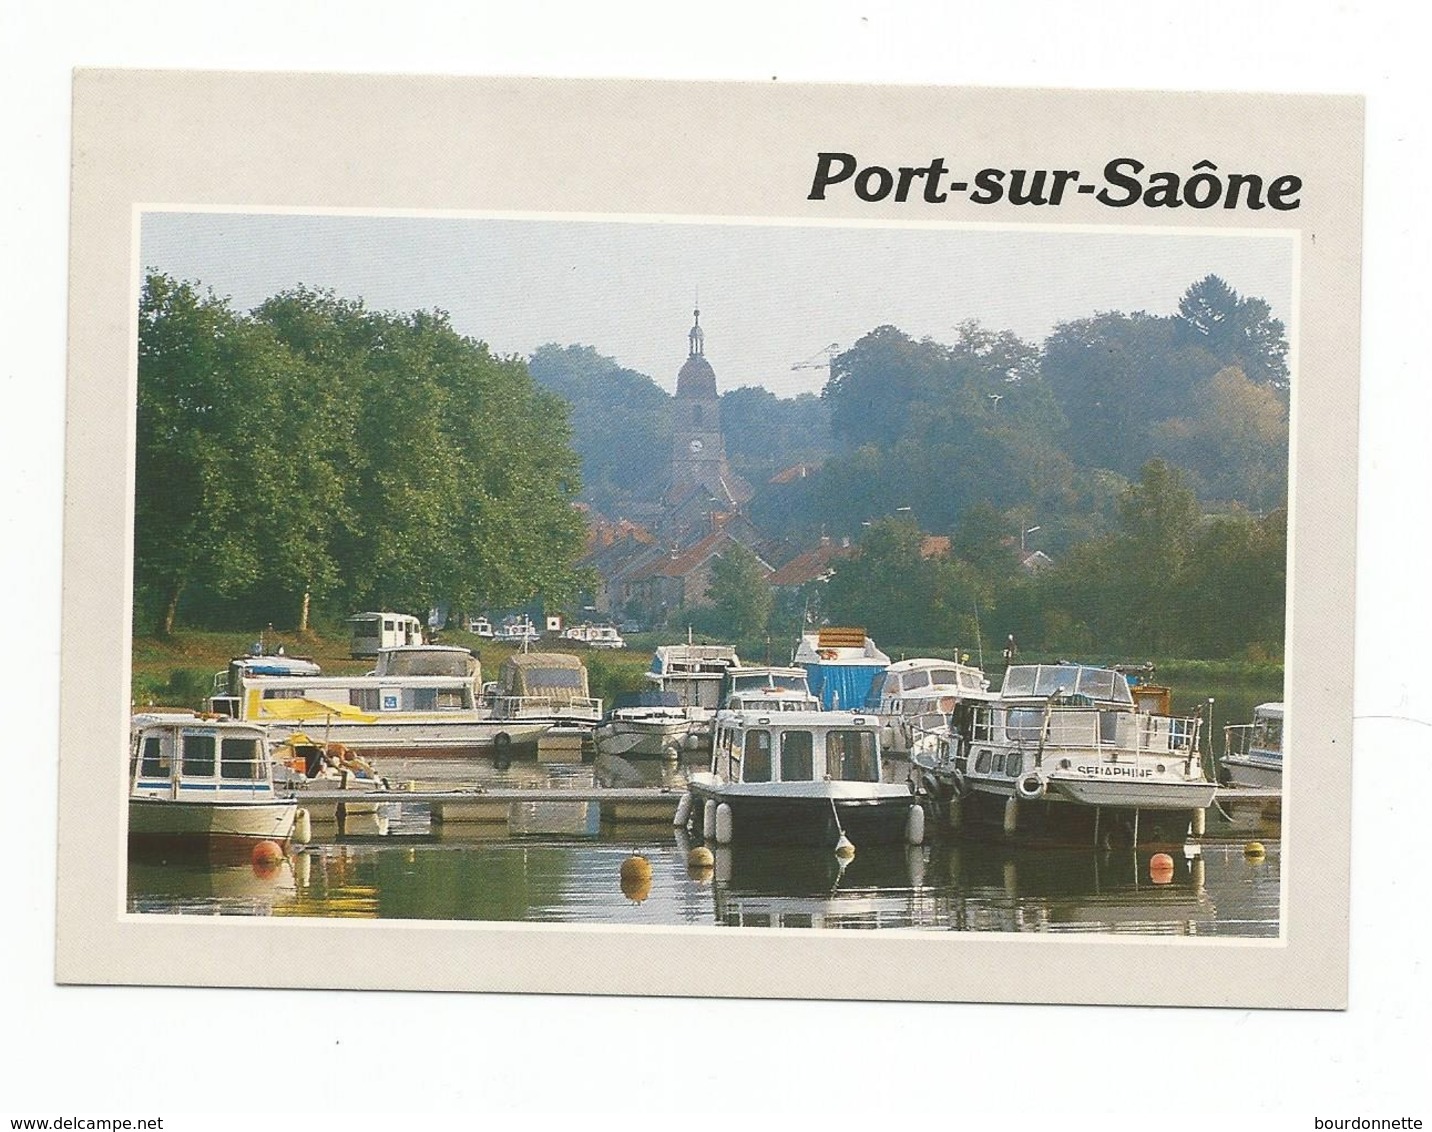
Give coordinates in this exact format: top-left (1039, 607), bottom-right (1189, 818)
top-left (564, 623), bottom-right (627, 649)
top-left (129, 712), bottom-right (297, 854)
top-left (682, 708), bottom-right (924, 849)
top-left (593, 691), bottom-right (693, 759)
top-left (720, 665), bottom-right (821, 712)
top-left (921, 663), bottom-right (1216, 847)
top-left (1221, 702), bottom-right (1284, 790)
top-left (207, 644), bottom-right (548, 759)
top-left (490, 652), bottom-right (604, 730)
top-left (870, 656), bottom-right (997, 756)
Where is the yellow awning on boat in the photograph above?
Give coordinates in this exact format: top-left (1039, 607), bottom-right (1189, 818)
top-left (256, 697), bottom-right (379, 724)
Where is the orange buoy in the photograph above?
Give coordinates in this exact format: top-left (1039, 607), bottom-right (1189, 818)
top-left (620, 854), bottom-right (653, 903)
top-left (251, 839), bottom-right (284, 877)
top-left (1149, 852), bottom-right (1175, 884)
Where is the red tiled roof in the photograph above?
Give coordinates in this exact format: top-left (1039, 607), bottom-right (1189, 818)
top-left (768, 540), bottom-right (850, 586)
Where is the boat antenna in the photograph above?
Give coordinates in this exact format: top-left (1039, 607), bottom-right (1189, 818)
top-left (971, 597), bottom-right (985, 669)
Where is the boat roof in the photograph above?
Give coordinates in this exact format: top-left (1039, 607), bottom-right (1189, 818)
top-left (131, 711), bottom-right (264, 733)
top-left (793, 628), bottom-right (891, 665)
top-left (229, 654), bottom-right (322, 677)
top-left (650, 643), bottom-right (741, 672)
top-left (998, 663), bottom-right (1135, 707)
top-left (502, 651), bottom-right (585, 670)
top-left (1255, 702), bottom-right (1285, 718)
top-left (728, 665), bottom-right (807, 679)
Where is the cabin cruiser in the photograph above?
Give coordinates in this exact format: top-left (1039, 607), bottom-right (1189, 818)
top-left (490, 652), bottom-right (603, 729)
top-left (792, 627), bottom-right (890, 711)
top-left (207, 644), bottom-right (548, 759)
top-left (720, 665), bottom-right (821, 712)
top-left (641, 641), bottom-right (743, 749)
top-left (128, 712), bottom-right (296, 853)
top-left (494, 617), bottom-right (540, 643)
top-left (681, 708), bottom-right (924, 849)
top-left (593, 691), bottom-right (693, 760)
top-left (920, 663), bottom-right (1216, 847)
top-left (1222, 702), bottom-right (1284, 790)
top-left (870, 656), bottom-right (997, 756)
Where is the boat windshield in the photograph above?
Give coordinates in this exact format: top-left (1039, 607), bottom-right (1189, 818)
top-left (1001, 664), bottom-right (1132, 705)
top-left (1253, 714), bottom-right (1283, 752)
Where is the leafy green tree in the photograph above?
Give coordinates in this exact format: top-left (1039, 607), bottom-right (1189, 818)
top-left (705, 543), bottom-right (774, 640)
top-left (1176, 274), bottom-right (1289, 391)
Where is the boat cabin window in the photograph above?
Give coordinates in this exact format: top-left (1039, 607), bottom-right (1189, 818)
top-left (1006, 708), bottom-right (1045, 743)
top-left (971, 708), bottom-right (996, 743)
top-left (927, 668), bottom-right (962, 687)
top-left (743, 730), bottom-right (772, 783)
top-left (139, 734), bottom-right (168, 778)
top-left (262, 687), bottom-right (308, 700)
top-left (975, 748), bottom-right (992, 773)
top-left (827, 730), bottom-right (879, 782)
top-left (1254, 716), bottom-right (1283, 751)
top-left (220, 736), bottom-right (264, 780)
top-left (901, 670), bottom-right (930, 692)
top-left (780, 730), bottom-right (814, 781)
top-left (181, 733), bottom-right (216, 777)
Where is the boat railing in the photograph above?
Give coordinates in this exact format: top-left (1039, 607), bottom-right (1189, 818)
top-left (1224, 722), bottom-right (1255, 759)
top-left (1013, 709), bottom-right (1203, 761)
top-left (493, 694), bottom-right (603, 720)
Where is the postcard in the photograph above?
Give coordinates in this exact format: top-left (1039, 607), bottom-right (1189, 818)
top-left (58, 72), bottom-right (1361, 1006)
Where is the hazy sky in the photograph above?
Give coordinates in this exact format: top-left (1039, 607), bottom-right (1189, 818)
top-left (141, 211), bottom-right (1295, 398)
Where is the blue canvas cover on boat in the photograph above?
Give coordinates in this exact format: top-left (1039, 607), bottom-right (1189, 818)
top-left (802, 662), bottom-right (884, 711)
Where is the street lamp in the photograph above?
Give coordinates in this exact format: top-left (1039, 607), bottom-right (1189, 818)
top-left (1021, 525), bottom-right (1041, 553)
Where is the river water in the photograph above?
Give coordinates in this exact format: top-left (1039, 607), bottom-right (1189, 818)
top-left (127, 676), bottom-right (1282, 935)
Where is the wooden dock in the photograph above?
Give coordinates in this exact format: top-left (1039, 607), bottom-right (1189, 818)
top-left (285, 785), bottom-right (682, 826)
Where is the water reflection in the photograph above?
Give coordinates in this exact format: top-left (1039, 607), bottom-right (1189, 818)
top-left (128, 829), bottom-right (1280, 937)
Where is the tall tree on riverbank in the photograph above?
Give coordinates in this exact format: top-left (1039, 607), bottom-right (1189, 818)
top-left (135, 275), bottom-right (589, 634)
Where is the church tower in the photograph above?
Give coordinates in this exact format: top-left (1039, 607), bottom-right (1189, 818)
top-left (670, 307), bottom-right (727, 489)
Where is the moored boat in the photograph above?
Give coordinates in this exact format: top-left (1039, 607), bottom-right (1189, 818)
top-left (922, 663), bottom-right (1215, 847)
top-left (870, 656), bottom-right (997, 756)
top-left (792, 626), bottom-right (890, 711)
top-left (720, 665), bottom-right (821, 712)
top-left (129, 712), bottom-right (297, 855)
top-left (207, 644), bottom-right (548, 759)
top-left (1221, 702), bottom-right (1284, 790)
top-left (593, 691), bottom-right (694, 760)
top-left (683, 708), bottom-right (924, 849)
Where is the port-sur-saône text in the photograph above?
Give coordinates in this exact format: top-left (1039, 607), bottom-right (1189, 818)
top-left (808, 153), bottom-right (1303, 211)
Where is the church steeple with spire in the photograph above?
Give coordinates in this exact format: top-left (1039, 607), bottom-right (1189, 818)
top-left (666, 305), bottom-right (751, 511)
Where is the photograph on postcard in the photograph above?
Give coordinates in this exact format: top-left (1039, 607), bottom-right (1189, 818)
top-left (128, 212), bottom-right (1291, 934)
top-left (59, 74), bottom-right (1360, 1003)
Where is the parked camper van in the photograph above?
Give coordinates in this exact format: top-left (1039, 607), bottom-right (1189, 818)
top-left (347, 612), bottom-right (423, 658)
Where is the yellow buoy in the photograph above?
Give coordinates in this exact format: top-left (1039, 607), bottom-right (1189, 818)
top-left (620, 853), bottom-right (653, 903)
top-left (1244, 841), bottom-right (1267, 860)
top-left (834, 834), bottom-right (856, 860)
top-left (687, 846), bottom-right (714, 869)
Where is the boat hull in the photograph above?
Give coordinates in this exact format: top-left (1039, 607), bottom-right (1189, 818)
top-left (1220, 756), bottom-right (1282, 791)
top-left (688, 783), bottom-right (915, 848)
top-left (128, 796), bottom-right (296, 855)
top-left (265, 718), bottom-right (551, 758)
top-left (593, 718), bottom-right (691, 759)
top-left (950, 787), bottom-right (1200, 849)
top-left (1045, 775), bottom-right (1218, 810)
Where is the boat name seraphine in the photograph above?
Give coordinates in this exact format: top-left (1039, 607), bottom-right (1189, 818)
top-left (1075, 764), bottom-right (1153, 779)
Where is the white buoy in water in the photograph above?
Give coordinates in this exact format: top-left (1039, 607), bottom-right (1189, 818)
top-left (715, 802), bottom-right (734, 845)
top-left (1191, 806), bottom-right (1207, 837)
top-left (292, 808), bottom-right (312, 845)
top-left (1003, 796), bottom-right (1019, 835)
top-left (703, 800), bottom-right (717, 841)
top-left (905, 803), bottom-right (925, 846)
top-left (673, 792), bottom-right (692, 828)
